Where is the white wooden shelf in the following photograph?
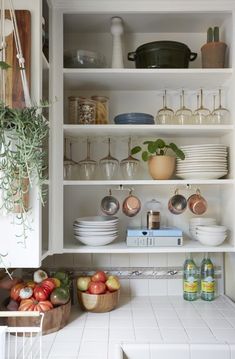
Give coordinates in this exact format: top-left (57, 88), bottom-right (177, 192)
top-left (63, 179), bottom-right (234, 186)
top-left (64, 124), bottom-right (234, 138)
top-left (63, 68), bottom-right (232, 91)
top-left (63, 239), bottom-right (235, 253)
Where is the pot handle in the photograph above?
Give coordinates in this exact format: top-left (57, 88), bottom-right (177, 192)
top-left (189, 52), bottom-right (198, 61)
top-left (128, 51), bottom-right (136, 61)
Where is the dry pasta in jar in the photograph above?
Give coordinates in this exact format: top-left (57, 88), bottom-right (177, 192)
top-left (91, 96), bottom-right (109, 124)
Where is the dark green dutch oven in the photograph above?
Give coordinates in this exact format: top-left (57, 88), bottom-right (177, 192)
top-left (128, 41), bottom-right (197, 68)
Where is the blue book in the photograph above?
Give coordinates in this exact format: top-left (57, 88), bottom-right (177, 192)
top-left (127, 227), bottom-right (183, 237)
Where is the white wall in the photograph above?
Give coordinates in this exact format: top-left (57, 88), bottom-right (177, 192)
top-left (225, 253), bottom-right (235, 301)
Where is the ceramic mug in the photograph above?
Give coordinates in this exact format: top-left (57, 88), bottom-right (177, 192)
top-left (187, 189), bottom-right (207, 215)
top-left (168, 189), bottom-right (187, 215)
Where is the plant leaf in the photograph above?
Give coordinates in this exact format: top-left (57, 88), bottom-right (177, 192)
top-left (142, 151), bottom-right (149, 161)
top-left (155, 139), bottom-right (166, 149)
top-left (148, 142), bottom-right (157, 154)
top-left (0, 61), bottom-right (11, 70)
top-left (131, 146), bottom-right (141, 155)
top-left (169, 143), bottom-right (185, 160)
top-left (143, 141), bottom-right (153, 145)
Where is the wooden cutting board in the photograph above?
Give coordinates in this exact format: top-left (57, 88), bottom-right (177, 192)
top-left (5, 10), bottom-right (31, 108)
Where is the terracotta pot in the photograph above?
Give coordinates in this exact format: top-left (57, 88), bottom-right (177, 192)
top-left (201, 42), bottom-right (227, 68)
top-left (148, 155), bottom-right (176, 180)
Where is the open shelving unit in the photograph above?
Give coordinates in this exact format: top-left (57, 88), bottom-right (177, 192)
top-left (48, 1), bottom-right (235, 255)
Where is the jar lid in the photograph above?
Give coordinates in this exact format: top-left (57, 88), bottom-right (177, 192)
top-left (145, 199), bottom-right (161, 211)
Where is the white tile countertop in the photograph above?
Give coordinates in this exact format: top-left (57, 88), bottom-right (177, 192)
top-left (8, 295), bottom-right (235, 359)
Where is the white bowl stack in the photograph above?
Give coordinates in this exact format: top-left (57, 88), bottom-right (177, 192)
top-left (189, 217), bottom-right (216, 240)
top-left (73, 216), bottom-right (119, 246)
top-left (196, 225), bottom-right (227, 246)
top-left (176, 144), bottom-right (228, 179)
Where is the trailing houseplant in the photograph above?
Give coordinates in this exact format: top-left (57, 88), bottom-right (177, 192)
top-left (0, 61), bottom-right (49, 244)
top-left (131, 138), bottom-right (185, 180)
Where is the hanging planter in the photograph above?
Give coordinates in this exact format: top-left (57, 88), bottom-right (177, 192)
top-left (0, 103), bottom-right (49, 222)
top-left (0, 1), bottom-right (50, 243)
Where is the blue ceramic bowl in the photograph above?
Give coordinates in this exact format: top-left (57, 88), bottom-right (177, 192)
top-left (114, 112), bottom-right (155, 125)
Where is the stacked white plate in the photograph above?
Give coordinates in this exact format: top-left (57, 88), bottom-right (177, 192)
top-left (73, 216), bottom-right (119, 246)
top-left (189, 217), bottom-right (216, 240)
top-left (195, 225), bottom-right (227, 246)
top-left (176, 144), bottom-right (228, 179)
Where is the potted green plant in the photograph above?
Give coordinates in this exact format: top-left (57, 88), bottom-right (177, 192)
top-left (131, 139), bottom-right (185, 180)
top-left (201, 26), bottom-right (227, 68)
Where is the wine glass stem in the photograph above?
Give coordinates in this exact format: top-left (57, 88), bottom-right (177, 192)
top-left (87, 139), bottom-right (91, 160)
top-left (200, 88), bottom-right (203, 109)
top-left (164, 90), bottom-right (166, 108)
top-left (108, 137), bottom-right (111, 157)
top-left (182, 89), bottom-right (185, 108)
top-left (219, 89), bottom-right (222, 109)
top-left (128, 137), bottom-right (131, 156)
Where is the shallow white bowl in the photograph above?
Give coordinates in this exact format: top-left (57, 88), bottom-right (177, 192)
top-left (74, 235), bottom-right (117, 246)
top-left (197, 235), bottom-right (226, 246)
top-left (196, 225), bottom-right (227, 232)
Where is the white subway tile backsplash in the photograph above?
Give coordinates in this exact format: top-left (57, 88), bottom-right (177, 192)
top-left (130, 279), bottom-right (149, 296)
top-left (92, 253), bottom-right (111, 267)
top-left (53, 254), bottom-right (74, 267)
top-left (110, 254), bottom-right (130, 266)
top-left (148, 254), bottom-right (167, 267)
top-left (149, 279), bottom-right (168, 296)
top-left (73, 254), bottom-right (92, 267)
top-left (167, 253), bottom-right (185, 267)
top-left (129, 253), bottom-right (149, 267)
top-left (119, 279), bottom-right (130, 296)
top-left (167, 279), bottom-right (183, 296)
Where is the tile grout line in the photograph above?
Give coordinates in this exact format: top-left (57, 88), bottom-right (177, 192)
top-left (76, 311), bottom-right (88, 359)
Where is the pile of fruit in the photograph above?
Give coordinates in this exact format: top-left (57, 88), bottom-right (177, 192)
top-left (7, 270), bottom-right (71, 312)
top-left (77, 271), bottom-right (120, 294)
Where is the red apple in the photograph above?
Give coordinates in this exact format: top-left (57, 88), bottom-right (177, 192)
top-left (88, 281), bottom-right (106, 294)
top-left (105, 275), bottom-right (120, 292)
top-left (77, 276), bottom-right (91, 291)
top-left (91, 271), bottom-right (107, 283)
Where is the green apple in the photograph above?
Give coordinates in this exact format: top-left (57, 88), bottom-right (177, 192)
top-left (105, 275), bottom-right (120, 292)
top-left (77, 276), bottom-right (91, 291)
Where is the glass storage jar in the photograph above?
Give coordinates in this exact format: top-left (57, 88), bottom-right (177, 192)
top-left (78, 99), bottom-right (96, 124)
top-left (91, 96), bottom-right (109, 124)
top-left (68, 96), bottom-right (80, 124)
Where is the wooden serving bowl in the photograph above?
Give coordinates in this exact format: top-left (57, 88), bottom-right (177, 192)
top-left (77, 290), bottom-right (120, 313)
top-left (4, 299), bottom-right (71, 336)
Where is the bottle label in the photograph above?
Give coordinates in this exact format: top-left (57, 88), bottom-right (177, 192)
top-left (202, 276), bottom-right (215, 293)
top-left (184, 276), bottom-right (198, 293)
